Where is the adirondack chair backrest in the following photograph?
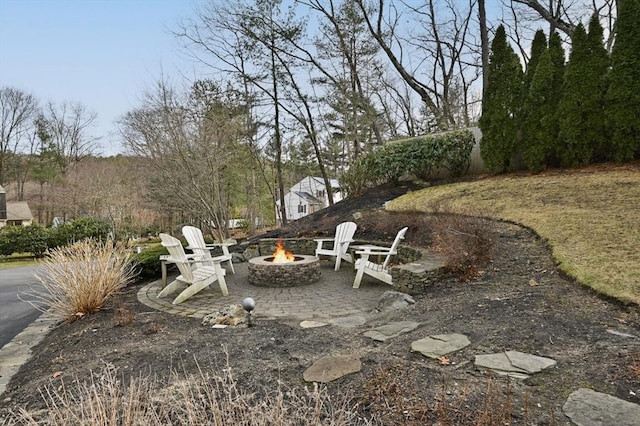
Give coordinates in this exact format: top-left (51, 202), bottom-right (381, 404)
top-left (159, 233), bottom-right (194, 281)
top-left (334, 221), bottom-right (357, 254)
top-left (182, 226), bottom-right (212, 261)
top-left (381, 227), bottom-right (408, 270)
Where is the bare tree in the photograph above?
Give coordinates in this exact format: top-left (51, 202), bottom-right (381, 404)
top-left (0, 87), bottom-right (38, 185)
top-left (120, 79), bottom-right (244, 239)
top-left (504, 0), bottom-right (618, 51)
top-left (41, 101), bottom-right (98, 174)
top-left (355, 0), bottom-right (480, 130)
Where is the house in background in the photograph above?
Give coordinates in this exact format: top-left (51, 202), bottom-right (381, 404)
top-left (0, 185), bottom-right (34, 227)
top-left (276, 176), bottom-right (343, 223)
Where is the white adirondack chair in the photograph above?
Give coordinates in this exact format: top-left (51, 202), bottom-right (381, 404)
top-left (315, 221), bottom-right (358, 271)
top-left (182, 226), bottom-right (235, 274)
top-left (157, 233), bottom-right (229, 304)
top-left (352, 227), bottom-right (408, 288)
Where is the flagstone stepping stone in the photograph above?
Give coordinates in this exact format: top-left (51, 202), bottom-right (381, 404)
top-left (364, 321), bottom-right (420, 342)
top-left (563, 388), bottom-right (640, 426)
top-left (474, 351), bottom-right (556, 379)
top-left (303, 355), bottom-right (362, 383)
top-left (411, 333), bottom-right (471, 359)
top-left (300, 320), bottom-right (329, 329)
top-left (329, 316), bottom-right (366, 328)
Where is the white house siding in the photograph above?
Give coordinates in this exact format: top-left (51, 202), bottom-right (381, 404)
top-left (276, 176), bottom-right (343, 223)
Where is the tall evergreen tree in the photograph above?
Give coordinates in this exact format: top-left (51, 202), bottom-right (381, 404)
top-left (479, 25), bottom-right (524, 173)
top-left (522, 33), bottom-right (565, 172)
top-left (558, 17), bottom-right (609, 167)
top-left (586, 15), bottom-right (611, 162)
top-left (519, 30), bottom-right (548, 166)
top-left (606, 0), bottom-right (640, 162)
top-left (525, 30), bottom-right (548, 85)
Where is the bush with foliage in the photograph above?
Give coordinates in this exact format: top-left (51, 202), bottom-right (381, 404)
top-left (57, 217), bottom-right (111, 244)
top-left (131, 242), bottom-right (169, 279)
top-left (18, 224), bottom-right (50, 257)
top-left (342, 130), bottom-right (475, 196)
top-left (0, 224), bottom-right (50, 257)
top-left (52, 217), bottom-right (111, 247)
top-left (0, 217), bottom-right (113, 258)
top-left (0, 226), bottom-right (23, 256)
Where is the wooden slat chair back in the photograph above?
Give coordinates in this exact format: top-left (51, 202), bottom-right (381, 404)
top-left (157, 233), bottom-right (228, 304)
top-left (182, 226), bottom-right (235, 274)
top-left (314, 221), bottom-right (358, 271)
top-left (352, 227), bottom-right (408, 288)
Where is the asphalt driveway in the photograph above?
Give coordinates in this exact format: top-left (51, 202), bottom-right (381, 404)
top-left (0, 265), bottom-right (43, 348)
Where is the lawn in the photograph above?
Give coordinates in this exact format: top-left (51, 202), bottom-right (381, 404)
top-left (388, 163), bottom-right (640, 305)
top-left (0, 253), bottom-right (38, 269)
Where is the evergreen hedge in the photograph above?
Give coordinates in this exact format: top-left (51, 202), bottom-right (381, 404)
top-left (0, 217), bottom-right (112, 258)
top-left (342, 129), bottom-right (475, 196)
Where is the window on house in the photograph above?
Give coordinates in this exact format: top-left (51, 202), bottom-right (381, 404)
top-left (298, 204), bottom-right (307, 213)
top-left (316, 190), bottom-right (325, 198)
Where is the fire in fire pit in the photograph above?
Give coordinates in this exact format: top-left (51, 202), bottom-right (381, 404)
top-left (248, 240), bottom-right (321, 287)
top-left (272, 239), bottom-right (294, 263)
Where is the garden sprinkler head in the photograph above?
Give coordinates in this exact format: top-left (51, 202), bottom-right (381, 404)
top-left (242, 297), bottom-right (256, 327)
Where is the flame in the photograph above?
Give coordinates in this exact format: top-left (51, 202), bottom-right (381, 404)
top-left (272, 239), bottom-right (294, 263)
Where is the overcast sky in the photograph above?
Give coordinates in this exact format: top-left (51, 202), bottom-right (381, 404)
top-left (0, 0), bottom-right (207, 156)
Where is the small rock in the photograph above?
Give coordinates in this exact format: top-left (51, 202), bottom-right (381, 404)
top-left (202, 304), bottom-right (246, 326)
top-left (375, 291), bottom-right (416, 313)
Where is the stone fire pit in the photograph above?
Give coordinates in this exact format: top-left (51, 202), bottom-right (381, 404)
top-left (248, 255), bottom-right (321, 287)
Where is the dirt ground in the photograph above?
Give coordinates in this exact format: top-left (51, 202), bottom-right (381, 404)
top-left (1, 182), bottom-right (640, 425)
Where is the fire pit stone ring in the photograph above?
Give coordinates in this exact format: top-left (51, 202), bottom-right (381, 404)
top-left (248, 255), bottom-right (321, 287)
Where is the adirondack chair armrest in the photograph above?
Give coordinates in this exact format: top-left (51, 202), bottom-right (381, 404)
top-left (164, 256), bottom-right (223, 265)
top-left (354, 243), bottom-right (392, 253)
top-left (204, 241), bottom-right (236, 248)
top-left (355, 249), bottom-right (394, 256)
top-left (314, 238), bottom-right (334, 243)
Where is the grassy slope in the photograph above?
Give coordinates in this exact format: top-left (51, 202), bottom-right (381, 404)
top-left (388, 163), bottom-right (640, 305)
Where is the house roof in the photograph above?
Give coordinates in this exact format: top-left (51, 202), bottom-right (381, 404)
top-left (310, 176), bottom-right (340, 188)
top-left (293, 191), bottom-right (323, 204)
top-left (6, 201), bottom-right (33, 221)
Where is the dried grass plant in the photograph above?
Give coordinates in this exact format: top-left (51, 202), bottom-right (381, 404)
top-left (7, 359), bottom-right (368, 426)
top-left (28, 239), bottom-right (138, 322)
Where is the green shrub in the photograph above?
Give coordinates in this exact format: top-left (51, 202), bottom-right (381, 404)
top-left (49, 217), bottom-right (111, 248)
top-left (0, 224), bottom-right (50, 257)
top-left (19, 224), bottom-right (49, 257)
top-left (131, 243), bottom-right (169, 279)
top-left (342, 130), bottom-right (475, 196)
top-left (0, 226), bottom-right (22, 256)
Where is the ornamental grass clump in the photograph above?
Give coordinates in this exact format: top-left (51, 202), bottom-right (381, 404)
top-left (31, 239), bottom-right (138, 321)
